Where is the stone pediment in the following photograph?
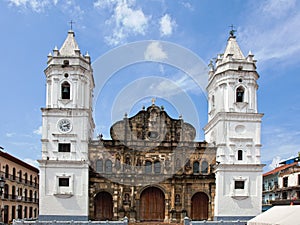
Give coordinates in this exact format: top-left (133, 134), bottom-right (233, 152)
top-left (110, 104), bottom-right (196, 142)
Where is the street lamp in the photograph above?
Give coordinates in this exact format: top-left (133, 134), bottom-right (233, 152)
top-left (0, 177), bottom-right (5, 195)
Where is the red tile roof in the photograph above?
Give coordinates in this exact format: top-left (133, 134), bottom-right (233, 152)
top-left (263, 162), bottom-right (298, 177)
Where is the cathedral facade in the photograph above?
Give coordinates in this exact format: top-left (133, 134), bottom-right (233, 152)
top-left (38, 30), bottom-right (263, 222)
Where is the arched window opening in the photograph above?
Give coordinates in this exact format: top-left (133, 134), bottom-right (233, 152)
top-left (154, 161), bottom-right (161, 174)
top-left (24, 206), bottom-right (28, 218)
top-left (24, 189), bottom-right (28, 201)
top-left (34, 191), bottom-right (37, 203)
top-left (5, 165), bottom-right (9, 178)
top-left (236, 86), bottom-right (245, 102)
top-left (105, 159), bottom-right (112, 173)
top-left (30, 175), bottom-right (33, 185)
top-left (19, 170), bottom-right (22, 182)
top-left (193, 161), bottom-right (200, 174)
top-left (29, 190), bottom-right (33, 202)
top-left (13, 168), bottom-right (16, 180)
top-left (145, 161), bottom-right (152, 174)
top-left (201, 161), bottom-right (209, 174)
top-left (61, 81), bottom-right (70, 99)
top-left (18, 188), bottom-right (23, 199)
top-left (4, 184), bottom-right (9, 199)
top-left (96, 159), bottom-right (103, 173)
top-left (238, 150), bottom-right (243, 160)
top-left (12, 186), bottom-right (16, 200)
top-left (24, 173), bottom-right (28, 184)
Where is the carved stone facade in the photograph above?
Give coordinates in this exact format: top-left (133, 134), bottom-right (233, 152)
top-left (89, 104), bottom-right (216, 222)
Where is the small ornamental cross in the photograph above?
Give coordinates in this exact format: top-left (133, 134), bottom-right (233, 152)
top-left (229, 24), bottom-right (237, 37)
top-left (69, 20), bottom-right (75, 30)
top-left (151, 98), bottom-right (156, 105)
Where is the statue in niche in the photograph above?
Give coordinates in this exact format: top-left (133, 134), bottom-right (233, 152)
top-left (123, 193), bottom-right (131, 205)
top-left (149, 109), bottom-right (159, 130)
top-left (115, 157), bottom-right (121, 170)
top-left (175, 194), bottom-right (180, 205)
top-left (136, 157), bottom-right (142, 167)
top-left (124, 155), bottom-right (131, 171)
top-left (165, 158), bottom-right (171, 171)
top-left (185, 159), bottom-right (191, 171)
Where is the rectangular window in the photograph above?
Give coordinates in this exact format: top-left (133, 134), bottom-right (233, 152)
top-left (235, 181), bottom-right (245, 189)
top-left (298, 174), bottom-right (300, 185)
top-left (282, 192), bottom-right (287, 199)
top-left (58, 143), bottom-right (71, 152)
top-left (58, 178), bottom-right (69, 187)
top-left (283, 177), bottom-right (288, 187)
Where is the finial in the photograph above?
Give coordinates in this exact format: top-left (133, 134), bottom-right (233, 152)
top-left (151, 98), bottom-right (156, 105)
top-left (208, 59), bottom-right (214, 71)
top-left (69, 20), bottom-right (75, 31)
top-left (229, 24), bottom-right (237, 37)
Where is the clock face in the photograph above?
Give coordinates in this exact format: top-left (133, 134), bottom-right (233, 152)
top-left (58, 119), bottom-right (72, 133)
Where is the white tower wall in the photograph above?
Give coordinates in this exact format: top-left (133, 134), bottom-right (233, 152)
top-left (205, 33), bottom-right (264, 221)
top-left (38, 30), bottom-right (94, 221)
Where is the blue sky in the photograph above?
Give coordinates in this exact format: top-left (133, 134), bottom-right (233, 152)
top-left (0, 0), bottom-right (300, 171)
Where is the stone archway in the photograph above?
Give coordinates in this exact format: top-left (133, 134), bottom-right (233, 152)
top-left (139, 187), bottom-right (165, 221)
top-left (191, 192), bottom-right (209, 220)
top-left (94, 191), bottom-right (113, 221)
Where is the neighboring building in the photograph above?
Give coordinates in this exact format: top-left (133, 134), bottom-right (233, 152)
top-left (262, 163), bottom-right (296, 211)
top-left (271, 161), bottom-right (300, 206)
top-left (39, 30), bottom-right (263, 222)
top-left (0, 150), bottom-right (39, 224)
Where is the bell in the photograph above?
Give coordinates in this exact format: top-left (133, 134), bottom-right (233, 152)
top-left (63, 87), bottom-right (69, 93)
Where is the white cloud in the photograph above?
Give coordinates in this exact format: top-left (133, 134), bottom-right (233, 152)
top-left (6, 132), bottom-right (16, 137)
top-left (99, 0), bottom-right (150, 46)
top-left (8, 0), bottom-right (50, 12)
top-left (181, 1), bottom-right (194, 11)
top-left (260, 0), bottom-right (297, 19)
top-left (261, 126), bottom-right (300, 164)
top-left (144, 42), bottom-right (168, 61)
top-left (159, 14), bottom-right (176, 37)
top-left (33, 126), bottom-right (42, 135)
top-left (239, 0), bottom-right (300, 64)
top-left (268, 156), bottom-right (281, 170)
top-left (7, 0), bottom-right (83, 17)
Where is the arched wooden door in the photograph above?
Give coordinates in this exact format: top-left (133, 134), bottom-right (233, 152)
top-left (140, 187), bottom-right (165, 221)
top-left (191, 192), bottom-right (209, 220)
top-left (94, 191), bottom-right (113, 221)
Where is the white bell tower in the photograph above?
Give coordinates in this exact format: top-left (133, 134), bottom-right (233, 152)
top-left (204, 31), bottom-right (264, 220)
top-left (39, 30), bottom-right (95, 221)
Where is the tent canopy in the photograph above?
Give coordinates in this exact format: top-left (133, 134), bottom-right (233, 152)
top-left (248, 205), bottom-right (300, 225)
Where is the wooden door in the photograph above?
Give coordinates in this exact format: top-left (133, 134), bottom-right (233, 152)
top-left (94, 192), bottom-right (113, 221)
top-left (140, 187), bottom-right (165, 221)
top-left (191, 192), bottom-right (209, 220)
